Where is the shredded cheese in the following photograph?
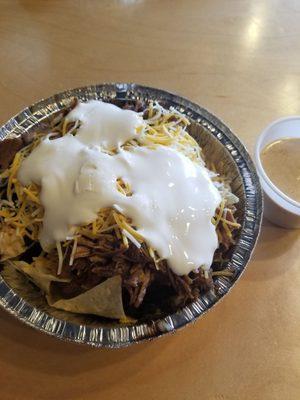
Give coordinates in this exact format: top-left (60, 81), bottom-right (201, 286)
top-left (214, 199), bottom-right (226, 226)
top-left (122, 229), bottom-right (141, 249)
top-left (0, 100), bottom-right (238, 277)
top-left (69, 237), bottom-right (78, 266)
top-left (219, 217), bottom-right (241, 228)
top-left (56, 241), bottom-right (63, 275)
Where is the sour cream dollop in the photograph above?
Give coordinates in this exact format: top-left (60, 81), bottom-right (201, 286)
top-left (18, 100), bottom-right (221, 276)
top-left (65, 100), bottom-right (142, 148)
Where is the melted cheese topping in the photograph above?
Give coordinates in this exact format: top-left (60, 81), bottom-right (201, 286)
top-left (18, 101), bottom-right (221, 276)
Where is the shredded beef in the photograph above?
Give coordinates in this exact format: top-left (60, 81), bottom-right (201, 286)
top-left (60, 238), bottom-right (213, 312)
top-left (0, 136), bottom-right (23, 169)
top-left (110, 99), bottom-right (144, 113)
top-left (49, 98), bottom-right (217, 313)
top-left (3, 96), bottom-right (236, 318)
top-left (0, 132), bottom-right (42, 169)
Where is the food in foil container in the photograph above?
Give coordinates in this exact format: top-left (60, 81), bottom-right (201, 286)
top-left (0, 98), bottom-right (240, 322)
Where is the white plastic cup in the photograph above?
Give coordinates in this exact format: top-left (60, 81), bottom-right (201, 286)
top-left (254, 116), bottom-right (300, 229)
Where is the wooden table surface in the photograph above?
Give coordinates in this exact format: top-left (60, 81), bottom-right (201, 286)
top-left (0, 1), bottom-right (300, 399)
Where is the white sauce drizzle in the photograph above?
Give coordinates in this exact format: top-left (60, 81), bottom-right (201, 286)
top-left (18, 101), bottom-right (221, 276)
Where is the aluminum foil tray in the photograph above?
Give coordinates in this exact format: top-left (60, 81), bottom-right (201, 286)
top-left (0, 83), bottom-right (263, 347)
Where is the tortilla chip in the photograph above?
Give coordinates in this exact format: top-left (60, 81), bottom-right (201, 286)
top-left (47, 275), bottom-right (125, 319)
top-left (0, 226), bottom-right (25, 261)
top-left (7, 257), bottom-right (69, 294)
top-left (6, 259), bottom-right (126, 319)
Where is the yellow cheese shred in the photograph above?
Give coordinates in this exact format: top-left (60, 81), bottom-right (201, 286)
top-left (0, 101), bottom-right (238, 278)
